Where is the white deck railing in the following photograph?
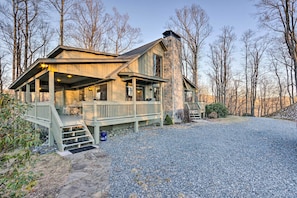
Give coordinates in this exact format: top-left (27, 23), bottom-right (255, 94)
top-left (26, 102), bottom-right (52, 123)
top-left (82, 101), bottom-right (161, 122)
top-left (26, 102), bottom-right (64, 151)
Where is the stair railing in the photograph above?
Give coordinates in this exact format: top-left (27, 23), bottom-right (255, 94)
top-left (49, 104), bottom-right (64, 151)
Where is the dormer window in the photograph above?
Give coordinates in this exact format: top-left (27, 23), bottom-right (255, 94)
top-left (153, 54), bottom-right (162, 77)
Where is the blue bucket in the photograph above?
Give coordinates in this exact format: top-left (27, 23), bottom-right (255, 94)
top-left (100, 131), bottom-right (107, 141)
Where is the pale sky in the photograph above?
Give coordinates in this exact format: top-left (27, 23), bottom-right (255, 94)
top-left (104, 0), bottom-right (259, 78)
top-left (104, 0), bottom-right (259, 44)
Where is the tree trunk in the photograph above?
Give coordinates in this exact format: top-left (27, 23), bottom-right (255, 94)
top-left (60, 0), bottom-right (64, 45)
top-left (23, 0), bottom-right (29, 71)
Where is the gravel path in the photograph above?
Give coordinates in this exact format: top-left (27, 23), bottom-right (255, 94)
top-left (100, 117), bottom-right (297, 197)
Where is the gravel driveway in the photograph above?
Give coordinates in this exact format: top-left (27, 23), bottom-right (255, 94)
top-left (100, 117), bottom-right (297, 197)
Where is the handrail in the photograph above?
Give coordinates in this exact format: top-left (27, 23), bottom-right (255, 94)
top-left (82, 100), bottom-right (162, 122)
top-left (25, 102), bottom-right (64, 151)
top-left (49, 103), bottom-right (63, 151)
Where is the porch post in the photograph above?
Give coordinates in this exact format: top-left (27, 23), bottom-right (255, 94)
top-left (160, 82), bottom-right (164, 127)
top-left (26, 83), bottom-right (30, 103)
top-left (94, 124), bottom-right (100, 144)
top-left (48, 127), bottom-right (54, 146)
top-left (61, 87), bottom-right (65, 108)
top-left (17, 88), bottom-right (22, 101)
top-left (35, 78), bottom-right (40, 102)
top-left (49, 70), bottom-right (55, 104)
top-left (132, 77), bottom-right (138, 132)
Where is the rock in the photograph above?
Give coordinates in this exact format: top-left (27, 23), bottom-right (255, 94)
top-left (208, 111), bottom-right (218, 119)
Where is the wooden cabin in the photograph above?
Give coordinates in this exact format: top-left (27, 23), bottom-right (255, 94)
top-left (9, 30), bottom-right (204, 152)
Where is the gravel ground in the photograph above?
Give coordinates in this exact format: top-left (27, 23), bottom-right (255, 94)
top-left (100, 117), bottom-right (297, 197)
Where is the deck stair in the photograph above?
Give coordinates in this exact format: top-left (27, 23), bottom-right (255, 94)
top-left (62, 122), bottom-right (94, 151)
top-left (185, 102), bottom-right (204, 121)
top-left (189, 109), bottom-right (201, 120)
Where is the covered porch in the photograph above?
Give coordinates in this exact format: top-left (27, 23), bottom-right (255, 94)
top-left (11, 62), bottom-right (164, 151)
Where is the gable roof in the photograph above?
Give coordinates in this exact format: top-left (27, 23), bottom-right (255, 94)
top-left (47, 45), bottom-right (118, 58)
top-left (119, 38), bottom-right (166, 58)
top-left (105, 38), bottom-right (167, 79)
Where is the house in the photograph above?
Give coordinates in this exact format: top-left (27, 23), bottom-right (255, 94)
top-left (9, 30), bottom-right (204, 152)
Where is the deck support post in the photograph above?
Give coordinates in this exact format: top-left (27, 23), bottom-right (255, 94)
top-left (160, 82), bottom-right (164, 127)
top-left (94, 124), bottom-right (100, 144)
top-left (132, 77), bottom-right (138, 132)
top-left (26, 83), bottom-right (30, 103)
top-left (35, 78), bottom-right (40, 102)
top-left (17, 88), bottom-right (21, 101)
top-left (49, 70), bottom-right (55, 104)
top-left (48, 127), bottom-right (54, 146)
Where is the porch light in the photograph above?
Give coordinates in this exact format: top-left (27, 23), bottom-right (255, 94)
top-left (40, 63), bottom-right (48, 69)
top-left (57, 78), bottom-right (61, 82)
top-left (67, 74), bottom-right (72, 78)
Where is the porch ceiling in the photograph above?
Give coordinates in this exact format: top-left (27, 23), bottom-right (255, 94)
top-left (25, 72), bottom-right (102, 92)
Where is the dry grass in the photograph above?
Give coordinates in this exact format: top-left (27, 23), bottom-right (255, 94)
top-left (207, 115), bottom-right (249, 124)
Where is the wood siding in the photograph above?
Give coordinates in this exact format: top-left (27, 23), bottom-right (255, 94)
top-left (129, 43), bottom-right (165, 76)
top-left (50, 63), bottom-right (123, 79)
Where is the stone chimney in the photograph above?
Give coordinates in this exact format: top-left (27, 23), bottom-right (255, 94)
top-left (162, 30), bottom-right (184, 123)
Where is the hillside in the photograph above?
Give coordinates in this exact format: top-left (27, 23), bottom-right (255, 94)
top-left (268, 103), bottom-right (297, 121)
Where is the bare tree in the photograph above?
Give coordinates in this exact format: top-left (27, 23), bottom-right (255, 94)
top-left (0, 54), bottom-right (8, 93)
top-left (1, 0), bottom-right (51, 81)
top-left (241, 29), bottom-right (254, 115)
top-left (268, 41), bottom-right (286, 109)
top-left (209, 26), bottom-right (236, 105)
top-left (249, 35), bottom-right (269, 116)
top-left (256, 0), bottom-right (297, 92)
top-left (168, 4), bottom-right (212, 98)
top-left (22, 0), bottom-right (39, 70)
top-left (106, 8), bottom-right (141, 55)
top-left (0, 0), bottom-right (22, 81)
top-left (48, 0), bottom-right (74, 46)
top-left (68, 0), bottom-right (110, 51)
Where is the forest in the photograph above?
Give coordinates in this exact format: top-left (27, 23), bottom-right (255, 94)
top-left (1, 0), bottom-right (297, 117)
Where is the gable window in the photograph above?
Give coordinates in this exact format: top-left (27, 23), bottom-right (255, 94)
top-left (153, 54), bottom-right (162, 77)
top-left (96, 84), bottom-right (107, 100)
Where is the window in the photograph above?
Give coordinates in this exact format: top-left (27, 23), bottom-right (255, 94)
top-left (96, 84), bottom-right (107, 100)
top-left (153, 54), bottom-right (162, 77)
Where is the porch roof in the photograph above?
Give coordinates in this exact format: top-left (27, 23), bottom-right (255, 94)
top-left (9, 57), bottom-right (129, 90)
top-left (183, 76), bottom-right (197, 91)
top-left (119, 72), bottom-right (168, 84)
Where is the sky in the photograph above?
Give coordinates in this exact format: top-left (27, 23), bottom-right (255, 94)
top-left (104, 0), bottom-right (260, 77)
top-left (104, 0), bottom-right (259, 45)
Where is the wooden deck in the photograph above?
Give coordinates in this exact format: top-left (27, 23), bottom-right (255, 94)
top-left (25, 101), bottom-right (163, 151)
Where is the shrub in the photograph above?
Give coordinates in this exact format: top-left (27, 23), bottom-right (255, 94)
top-left (164, 114), bottom-right (173, 125)
top-left (206, 103), bottom-right (228, 118)
top-left (0, 94), bottom-right (40, 197)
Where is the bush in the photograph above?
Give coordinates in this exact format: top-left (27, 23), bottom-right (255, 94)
top-left (206, 103), bottom-right (228, 118)
top-left (164, 114), bottom-right (173, 125)
top-left (0, 94), bottom-right (40, 197)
